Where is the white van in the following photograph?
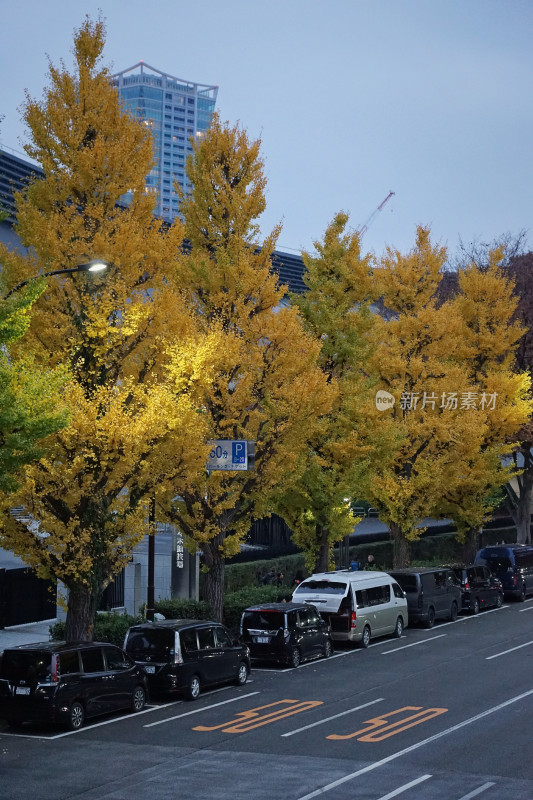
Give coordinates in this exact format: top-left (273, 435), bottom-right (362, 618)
top-left (291, 569), bottom-right (408, 647)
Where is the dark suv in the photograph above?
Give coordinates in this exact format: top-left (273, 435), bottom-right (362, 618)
top-left (240, 602), bottom-right (333, 667)
top-left (451, 565), bottom-right (503, 614)
top-left (388, 568), bottom-right (462, 628)
top-left (123, 620), bottom-right (251, 700)
top-left (0, 641), bottom-right (148, 731)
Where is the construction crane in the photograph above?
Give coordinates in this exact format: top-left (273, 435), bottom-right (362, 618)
top-left (357, 190), bottom-right (395, 238)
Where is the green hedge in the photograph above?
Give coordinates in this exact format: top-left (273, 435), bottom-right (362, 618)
top-left (156, 586), bottom-right (288, 632)
top-left (49, 611), bottom-right (142, 646)
top-left (223, 531), bottom-right (498, 592)
top-left (225, 553), bottom-right (307, 593)
top-left (154, 598), bottom-right (212, 621)
top-left (222, 585), bottom-right (286, 631)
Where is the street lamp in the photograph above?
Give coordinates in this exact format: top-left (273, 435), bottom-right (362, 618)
top-left (3, 260), bottom-right (108, 300)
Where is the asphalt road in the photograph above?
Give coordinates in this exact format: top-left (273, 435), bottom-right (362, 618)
top-left (2, 599), bottom-right (533, 800)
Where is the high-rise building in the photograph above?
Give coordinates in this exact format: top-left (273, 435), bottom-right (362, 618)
top-left (111, 62), bottom-right (218, 221)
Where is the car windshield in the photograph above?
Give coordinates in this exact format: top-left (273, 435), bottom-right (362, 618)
top-left (1, 650), bottom-right (53, 683)
top-left (294, 580), bottom-right (347, 595)
top-left (390, 574), bottom-right (418, 592)
top-left (480, 556), bottom-right (512, 571)
top-left (126, 629), bottom-right (174, 659)
top-left (243, 611), bottom-right (285, 630)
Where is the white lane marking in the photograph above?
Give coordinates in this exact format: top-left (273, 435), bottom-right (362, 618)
top-left (282, 699), bottom-right (384, 738)
top-left (2, 685), bottom-right (259, 740)
top-left (518, 606), bottom-right (533, 612)
top-left (253, 652), bottom-right (347, 673)
top-left (254, 640), bottom-right (397, 672)
top-left (377, 774), bottom-right (432, 799)
top-left (457, 782), bottom-right (496, 800)
top-left (381, 634), bottom-right (447, 653)
top-left (144, 691), bottom-right (260, 728)
top-left (421, 605), bottom-right (508, 630)
top-left (40, 702), bottom-right (180, 740)
top-left (486, 640), bottom-right (533, 660)
top-left (295, 688), bottom-right (533, 800)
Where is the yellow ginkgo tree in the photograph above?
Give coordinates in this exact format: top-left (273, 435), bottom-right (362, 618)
top-left (276, 212), bottom-right (387, 573)
top-left (438, 249), bottom-right (533, 555)
top-left (362, 228), bottom-right (531, 567)
top-left (160, 116), bottom-right (334, 621)
top-left (0, 17), bottom-right (209, 640)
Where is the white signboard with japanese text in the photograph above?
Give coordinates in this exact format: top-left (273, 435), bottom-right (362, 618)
top-left (207, 440), bottom-right (254, 471)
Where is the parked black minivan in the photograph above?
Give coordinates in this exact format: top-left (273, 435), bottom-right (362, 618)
top-left (388, 568), bottom-right (461, 628)
top-left (240, 602), bottom-right (333, 667)
top-left (0, 641), bottom-right (148, 730)
top-left (475, 544), bottom-right (533, 601)
top-left (124, 620), bottom-right (251, 700)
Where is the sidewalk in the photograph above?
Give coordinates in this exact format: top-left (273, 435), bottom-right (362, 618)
top-left (0, 619), bottom-right (56, 652)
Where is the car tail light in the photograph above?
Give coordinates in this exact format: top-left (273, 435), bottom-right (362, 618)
top-left (174, 632), bottom-right (183, 665)
top-left (51, 654), bottom-right (59, 683)
top-left (350, 611), bottom-right (357, 629)
top-left (513, 575), bottom-right (518, 587)
top-left (464, 580), bottom-right (470, 590)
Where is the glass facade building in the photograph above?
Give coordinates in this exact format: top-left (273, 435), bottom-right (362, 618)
top-left (111, 62), bottom-right (218, 221)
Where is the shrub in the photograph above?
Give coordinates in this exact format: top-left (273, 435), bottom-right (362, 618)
top-left (222, 584), bottom-right (284, 632)
top-left (225, 553), bottom-right (308, 593)
top-left (49, 611), bottom-right (142, 646)
top-left (154, 598), bottom-right (212, 621)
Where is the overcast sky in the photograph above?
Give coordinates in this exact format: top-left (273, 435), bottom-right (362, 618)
top-left (1, 0), bottom-right (532, 260)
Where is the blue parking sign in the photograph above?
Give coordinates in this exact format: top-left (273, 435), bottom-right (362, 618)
top-left (207, 439), bottom-right (253, 471)
top-left (232, 441), bottom-right (247, 466)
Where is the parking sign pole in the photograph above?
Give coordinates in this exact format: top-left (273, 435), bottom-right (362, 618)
top-left (146, 495), bottom-right (156, 622)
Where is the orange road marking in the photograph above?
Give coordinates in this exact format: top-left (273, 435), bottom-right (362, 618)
top-left (193, 699), bottom-right (323, 733)
top-left (327, 706), bottom-right (448, 742)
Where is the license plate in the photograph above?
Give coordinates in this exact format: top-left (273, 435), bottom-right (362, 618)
top-left (16, 686), bottom-right (30, 695)
top-left (144, 666), bottom-right (156, 674)
top-left (254, 636), bottom-right (270, 644)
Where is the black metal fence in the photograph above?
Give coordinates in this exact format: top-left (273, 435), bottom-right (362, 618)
top-left (0, 567), bottom-right (56, 628)
top-left (99, 569), bottom-right (125, 611)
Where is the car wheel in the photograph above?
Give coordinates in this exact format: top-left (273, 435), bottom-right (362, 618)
top-left (425, 607), bottom-right (435, 629)
top-left (67, 701), bottom-right (85, 731)
top-left (449, 601), bottom-right (458, 622)
top-left (359, 625), bottom-right (371, 648)
top-left (323, 639), bottom-right (333, 658)
top-left (185, 674), bottom-right (201, 701)
top-left (235, 662), bottom-right (249, 686)
top-left (393, 616), bottom-right (403, 638)
top-left (519, 584), bottom-right (526, 602)
top-left (290, 647), bottom-right (301, 668)
top-left (131, 685), bottom-right (146, 713)
top-left (472, 598), bottom-right (480, 615)
top-left (496, 592), bottom-right (503, 608)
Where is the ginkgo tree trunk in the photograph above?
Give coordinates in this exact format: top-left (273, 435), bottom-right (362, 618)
top-left (161, 116), bottom-right (333, 621)
top-left (0, 17), bottom-right (209, 641)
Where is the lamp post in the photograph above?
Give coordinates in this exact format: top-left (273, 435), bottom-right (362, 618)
top-left (3, 260), bottom-right (108, 300)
